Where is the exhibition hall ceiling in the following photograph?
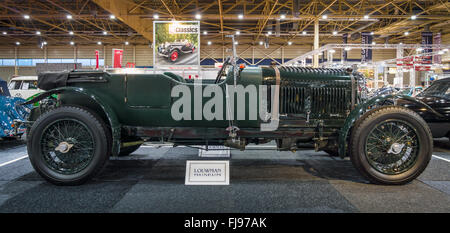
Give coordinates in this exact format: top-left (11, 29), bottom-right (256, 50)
top-left (0, 0), bottom-right (449, 46)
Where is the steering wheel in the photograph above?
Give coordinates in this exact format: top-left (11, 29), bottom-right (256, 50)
top-left (214, 57), bottom-right (231, 84)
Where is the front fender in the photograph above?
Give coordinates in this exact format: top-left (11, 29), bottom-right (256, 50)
top-left (338, 94), bottom-right (440, 158)
top-left (23, 87), bottom-right (121, 156)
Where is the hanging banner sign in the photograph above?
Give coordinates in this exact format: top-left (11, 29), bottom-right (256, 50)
top-left (153, 21), bottom-right (200, 67)
top-left (433, 32), bottom-right (442, 64)
top-left (342, 33), bottom-right (348, 62)
top-left (112, 49), bottom-right (123, 68)
top-left (421, 32), bottom-right (433, 64)
top-left (361, 32), bottom-right (373, 63)
top-left (95, 50), bottom-right (99, 70)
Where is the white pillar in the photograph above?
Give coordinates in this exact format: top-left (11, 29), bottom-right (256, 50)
top-left (374, 66), bottom-right (379, 89)
top-left (313, 19), bottom-right (319, 68)
top-left (395, 45), bottom-right (404, 87)
top-left (14, 47), bottom-right (18, 76)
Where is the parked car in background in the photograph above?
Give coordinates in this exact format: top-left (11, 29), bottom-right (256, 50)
top-left (0, 78), bottom-right (30, 139)
top-left (369, 86), bottom-right (400, 97)
top-left (157, 39), bottom-right (196, 62)
top-left (8, 76), bottom-right (40, 100)
top-left (398, 78), bottom-right (450, 140)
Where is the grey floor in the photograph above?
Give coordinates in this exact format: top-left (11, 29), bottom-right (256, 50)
top-left (0, 138), bottom-right (449, 213)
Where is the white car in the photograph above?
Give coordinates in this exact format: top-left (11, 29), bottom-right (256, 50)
top-left (8, 76), bottom-right (41, 100)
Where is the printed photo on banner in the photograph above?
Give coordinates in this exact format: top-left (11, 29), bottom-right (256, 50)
top-left (153, 21), bottom-right (200, 67)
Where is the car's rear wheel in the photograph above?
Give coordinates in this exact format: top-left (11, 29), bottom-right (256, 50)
top-left (350, 106), bottom-right (432, 185)
top-left (27, 106), bottom-right (109, 185)
top-left (170, 50), bottom-right (179, 62)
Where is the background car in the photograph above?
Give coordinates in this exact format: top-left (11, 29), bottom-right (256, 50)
top-left (157, 39), bottom-right (196, 62)
top-left (398, 78), bottom-right (450, 141)
top-left (0, 78), bottom-right (30, 139)
top-left (8, 76), bottom-right (41, 100)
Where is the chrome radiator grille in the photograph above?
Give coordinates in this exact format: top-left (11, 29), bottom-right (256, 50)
top-left (278, 84), bottom-right (351, 118)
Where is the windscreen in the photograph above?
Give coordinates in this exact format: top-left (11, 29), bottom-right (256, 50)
top-left (419, 81), bottom-right (450, 99)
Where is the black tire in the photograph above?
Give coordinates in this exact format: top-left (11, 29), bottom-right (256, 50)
top-left (349, 106), bottom-right (432, 185)
top-left (27, 106), bottom-right (109, 185)
top-left (118, 144), bottom-right (142, 156)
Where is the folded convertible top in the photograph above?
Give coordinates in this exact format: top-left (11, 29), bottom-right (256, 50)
top-left (37, 71), bottom-right (70, 91)
top-left (37, 70), bottom-right (107, 91)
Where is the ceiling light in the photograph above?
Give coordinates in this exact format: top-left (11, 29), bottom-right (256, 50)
top-left (322, 15), bottom-right (328, 19)
top-left (207, 41), bottom-right (212, 45)
top-left (203, 31), bottom-right (208, 35)
top-left (195, 14), bottom-right (201, 20)
top-left (125, 41), bottom-right (129, 45)
top-left (36, 31), bottom-right (41, 35)
top-left (404, 31), bottom-right (409, 35)
top-left (372, 42), bottom-right (376, 45)
top-left (24, 15), bottom-right (30, 19)
top-left (236, 31), bottom-right (240, 35)
top-left (267, 31), bottom-right (272, 35)
top-left (302, 31), bottom-right (307, 35)
top-left (411, 15), bottom-right (417, 20)
top-left (69, 31), bottom-right (74, 35)
top-left (259, 41), bottom-right (263, 45)
top-left (43, 41), bottom-right (47, 45)
top-left (2, 32), bottom-right (6, 35)
top-left (153, 14), bottom-right (159, 19)
top-left (97, 41), bottom-right (102, 45)
top-left (280, 14), bottom-right (286, 20)
top-left (67, 15), bottom-right (72, 19)
top-left (238, 14), bottom-right (243, 19)
top-left (399, 42), bottom-right (403, 45)
top-left (332, 31), bottom-right (338, 35)
top-left (344, 47), bottom-right (351, 51)
top-left (103, 31), bottom-right (107, 35)
top-left (110, 15), bottom-right (115, 19)
top-left (16, 42), bottom-right (20, 45)
top-left (288, 41), bottom-right (292, 45)
top-left (370, 32), bottom-right (374, 35)
top-left (364, 15), bottom-right (369, 19)
top-left (70, 41), bottom-right (75, 45)
top-left (234, 41), bottom-right (238, 45)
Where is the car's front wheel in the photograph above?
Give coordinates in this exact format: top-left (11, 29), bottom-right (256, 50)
top-left (27, 106), bottom-right (109, 185)
top-left (350, 106), bottom-right (432, 185)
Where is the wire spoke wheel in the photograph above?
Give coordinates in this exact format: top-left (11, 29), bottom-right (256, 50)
top-left (365, 120), bottom-right (420, 175)
top-left (40, 119), bottom-right (95, 175)
top-left (350, 106), bottom-right (432, 185)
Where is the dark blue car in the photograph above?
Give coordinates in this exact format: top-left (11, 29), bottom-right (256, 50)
top-left (0, 78), bottom-right (30, 138)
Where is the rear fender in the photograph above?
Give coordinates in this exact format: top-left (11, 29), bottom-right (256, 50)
top-left (23, 87), bottom-right (121, 156)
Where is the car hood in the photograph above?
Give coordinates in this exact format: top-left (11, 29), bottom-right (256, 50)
top-left (398, 95), bottom-right (450, 119)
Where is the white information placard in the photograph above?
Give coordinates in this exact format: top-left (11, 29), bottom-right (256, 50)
top-left (185, 160), bottom-right (229, 185)
top-left (198, 146), bottom-right (231, 158)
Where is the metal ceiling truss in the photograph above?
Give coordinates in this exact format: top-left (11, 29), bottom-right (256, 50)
top-left (0, 0), bottom-right (448, 46)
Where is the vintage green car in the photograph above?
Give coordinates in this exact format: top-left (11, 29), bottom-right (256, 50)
top-left (22, 59), bottom-right (434, 186)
